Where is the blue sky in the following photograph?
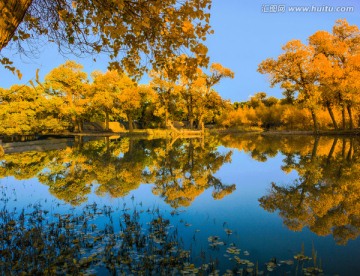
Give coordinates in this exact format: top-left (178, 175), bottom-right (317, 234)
top-left (1, 0), bottom-right (359, 102)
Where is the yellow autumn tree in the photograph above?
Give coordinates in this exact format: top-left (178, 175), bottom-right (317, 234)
top-left (90, 70), bottom-right (141, 131)
top-left (258, 40), bottom-right (322, 132)
top-left (1, 0), bottom-right (212, 79)
top-left (309, 19), bottom-right (360, 130)
top-left (0, 84), bottom-right (68, 135)
top-left (44, 61), bottom-right (89, 132)
top-left (150, 69), bottom-right (182, 127)
top-left (309, 31), bottom-right (341, 130)
top-left (180, 62), bottom-right (234, 129)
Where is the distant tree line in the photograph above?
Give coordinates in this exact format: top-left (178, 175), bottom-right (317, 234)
top-left (0, 59), bottom-right (234, 135)
top-left (1, 19), bottom-right (359, 135)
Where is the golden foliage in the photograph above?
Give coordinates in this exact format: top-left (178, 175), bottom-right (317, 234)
top-left (258, 19), bottom-right (360, 131)
top-left (1, 0), bottom-right (213, 79)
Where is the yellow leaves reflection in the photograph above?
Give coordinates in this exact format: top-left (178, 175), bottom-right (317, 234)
top-left (0, 136), bottom-right (235, 207)
top-left (252, 135), bottom-right (360, 245)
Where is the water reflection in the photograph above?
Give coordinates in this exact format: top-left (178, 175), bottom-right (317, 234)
top-left (0, 193), bottom-right (323, 275)
top-left (220, 134), bottom-right (360, 245)
top-left (146, 138), bottom-right (235, 208)
top-left (2, 134), bottom-right (360, 244)
top-left (1, 134), bottom-right (360, 274)
top-left (0, 136), bottom-right (235, 207)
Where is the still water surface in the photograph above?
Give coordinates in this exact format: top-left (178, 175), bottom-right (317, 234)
top-left (1, 134), bottom-right (359, 275)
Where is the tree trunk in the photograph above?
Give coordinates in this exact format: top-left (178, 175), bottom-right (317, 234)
top-left (188, 105), bottom-right (194, 129)
top-left (347, 138), bottom-right (353, 161)
top-left (75, 136), bottom-right (83, 150)
top-left (197, 114), bottom-right (204, 130)
top-left (104, 111), bottom-right (110, 131)
top-left (105, 137), bottom-right (110, 154)
top-left (189, 118), bottom-right (194, 129)
top-left (127, 113), bottom-right (133, 132)
top-left (342, 138), bottom-right (346, 158)
top-left (326, 138), bottom-right (338, 165)
top-left (188, 139), bottom-right (194, 170)
top-left (78, 119), bottom-right (83, 133)
top-left (311, 135), bottom-right (319, 161)
top-left (347, 104), bottom-right (353, 130)
top-left (0, 0), bottom-right (32, 51)
top-left (188, 95), bottom-right (194, 129)
top-left (310, 109), bottom-right (319, 133)
top-left (73, 117), bottom-right (79, 132)
top-left (326, 102), bottom-right (338, 130)
top-left (129, 138), bottom-right (134, 153)
top-left (341, 106), bottom-right (346, 129)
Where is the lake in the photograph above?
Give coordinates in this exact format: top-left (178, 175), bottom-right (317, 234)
top-left (1, 134), bottom-right (359, 275)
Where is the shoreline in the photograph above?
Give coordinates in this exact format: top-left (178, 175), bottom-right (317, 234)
top-left (211, 128), bottom-right (360, 136)
top-left (1, 128), bottom-right (360, 141)
top-left (260, 129), bottom-right (360, 136)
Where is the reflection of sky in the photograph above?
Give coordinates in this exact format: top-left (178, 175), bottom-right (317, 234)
top-left (1, 146), bottom-right (360, 275)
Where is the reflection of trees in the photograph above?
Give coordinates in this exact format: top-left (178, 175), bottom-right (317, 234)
top-left (219, 134), bottom-right (318, 161)
top-left (37, 148), bottom-right (95, 205)
top-left (147, 136), bottom-right (235, 208)
top-left (0, 151), bottom-right (56, 180)
top-left (92, 138), bottom-right (151, 198)
top-left (247, 135), bottom-right (360, 245)
top-left (220, 134), bottom-right (360, 244)
top-left (0, 136), bottom-right (235, 207)
top-left (38, 138), bottom-right (151, 205)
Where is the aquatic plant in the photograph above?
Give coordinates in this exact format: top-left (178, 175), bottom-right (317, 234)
top-left (0, 184), bottom-right (326, 275)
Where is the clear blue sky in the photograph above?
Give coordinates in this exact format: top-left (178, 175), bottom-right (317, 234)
top-left (1, 0), bottom-right (359, 102)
